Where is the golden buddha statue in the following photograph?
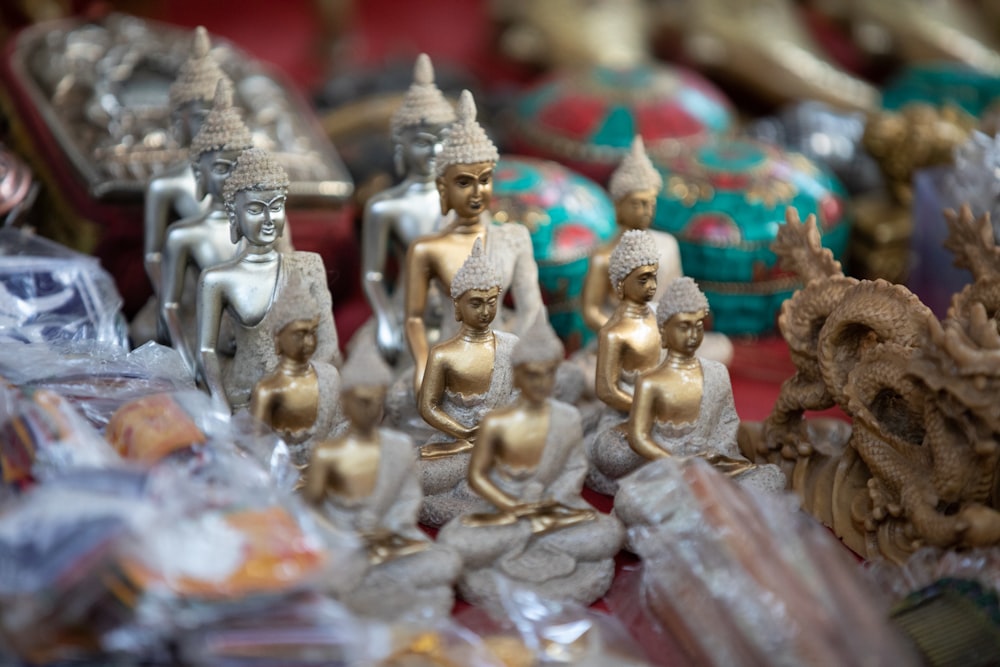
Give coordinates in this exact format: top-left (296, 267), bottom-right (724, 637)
top-left (304, 343), bottom-right (460, 620)
top-left (403, 90), bottom-right (542, 394)
top-left (197, 147), bottom-right (340, 412)
top-left (594, 229), bottom-right (662, 416)
top-left (592, 277), bottom-right (786, 498)
top-left (359, 54), bottom-right (456, 366)
top-left (581, 136), bottom-right (680, 334)
top-left (436, 313), bottom-right (624, 609)
top-left (250, 311), bottom-right (345, 468)
top-left (160, 80), bottom-right (253, 374)
top-left (415, 238), bottom-right (518, 526)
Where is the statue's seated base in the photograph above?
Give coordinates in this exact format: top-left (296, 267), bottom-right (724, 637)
top-left (438, 507), bottom-right (624, 611)
top-left (585, 412), bottom-right (630, 495)
top-left (417, 450), bottom-right (480, 527)
top-left (336, 542), bottom-right (462, 621)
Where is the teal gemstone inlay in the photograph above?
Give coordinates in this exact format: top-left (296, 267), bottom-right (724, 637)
top-left (590, 106), bottom-right (636, 148)
top-left (493, 157), bottom-right (617, 347)
top-left (650, 138), bottom-right (851, 335)
top-left (696, 141), bottom-right (767, 172)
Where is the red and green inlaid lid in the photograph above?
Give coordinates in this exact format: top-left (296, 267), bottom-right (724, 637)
top-left (650, 137), bottom-right (851, 336)
top-left (509, 63), bottom-right (734, 181)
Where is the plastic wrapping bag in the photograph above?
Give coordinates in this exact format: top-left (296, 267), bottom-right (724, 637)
top-left (0, 378), bottom-right (121, 485)
top-left (176, 593), bottom-right (366, 666)
top-left (100, 436), bottom-right (360, 656)
top-left (0, 341), bottom-right (194, 431)
top-left (105, 389), bottom-right (298, 490)
top-left (869, 547), bottom-right (1000, 667)
top-left (0, 226), bottom-right (127, 348)
top-left (457, 579), bottom-right (652, 666)
top-left (0, 468), bottom-right (152, 664)
top-left (611, 457), bottom-right (922, 667)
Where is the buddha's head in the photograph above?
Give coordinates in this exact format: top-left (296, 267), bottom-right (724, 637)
top-left (451, 237), bottom-right (502, 331)
top-left (609, 229), bottom-right (659, 302)
top-left (511, 311), bottom-right (564, 403)
top-left (189, 80), bottom-right (253, 201)
top-left (436, 90), bottom-right (498, 218)
top-left (656, 277), bottom-right (709, 357)
top-left (391, 54), bottom-right (456, 179)
top-left (168, 27), bottom-right (231, 146)
top-left (340, 344), bottom-right (393, 429)
top-left (223, 147), bottom-right (289, 246)
top-left (274, 316), bottom-right (320, 363)
top-left (609, 136), bottom-right (662, 231)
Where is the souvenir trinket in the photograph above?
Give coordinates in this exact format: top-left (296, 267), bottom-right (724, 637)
top-left (650, 136), bottom-right (849, 335)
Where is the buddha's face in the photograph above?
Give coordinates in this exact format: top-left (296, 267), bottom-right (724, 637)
top-left (619, 264), bottom-right (658, 303)
top-left (342, 385), bottom-right (386, 429)
top-left (172, 99), bottom-right (211, 146)
top-left (454, 286), bottom-right (500, 330)
top-left (397, 124), bottom-right (447, 178)
top-left (661, 309), bottom-right (707, 357)
top-left (615, 189), bottom-right (658, 230)
top-left (514, 359), bottom-right (560, 403)
top-left (437, 162), bottom-right (493, 219)
top-left (232, 188), bottom-right (286, 246)
top-left (275, 317), bottom-right (319, 363)
top-left (196, 148), bottom-right (241, 201)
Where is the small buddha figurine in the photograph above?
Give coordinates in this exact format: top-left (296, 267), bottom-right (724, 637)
top-left (144, 27), bottom-right (227, 297)
top-left (160, 80), bottom-right (253, 374)
top-left (250, 310), bottom-right (346, 468)
top-left (197, 147), bottom-right (340, 413)
top-left (581, 136), bottom-right (680, 334)
top-left (403, 89), bottom-right (542, 394)
top-left (437, 314), bottom-right (624, 609)
top-left (416, 238), bottom-right (518, 526)
top-left (585, 229), bottom-right (662, 493)
top-left (304, 344), bottom-right (461, 620)
top-left (594, 277), bottom-right (786, 499)
top-left (360, 54), bottom-right (456, 365)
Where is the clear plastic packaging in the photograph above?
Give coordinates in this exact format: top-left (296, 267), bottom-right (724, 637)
top-left (0, 379), bottom-right (121, 485)
top-left (870, 545), bottom-right (1000, 602)
top-left (0, 469), bottom-right (153, 664)
top-left (0, 341), bottom-right (195, 431)
top-left (457, 580), bottom-right (653, 666)
top-left (100, 431), bottom-right (359, 655)
top-left (105, 389), bottom-right (298, 490)
top-left (0, 226), bottom-right (127, 348)
top-left (176, 593), bottom-right (365, 666)
top-left (611, 457), bottom-right (922, 667)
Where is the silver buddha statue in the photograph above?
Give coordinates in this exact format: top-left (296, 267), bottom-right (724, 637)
top-left (144, 26), bottom-right (228, 297)
top-left (197, 147), bottom-right (340, 413)
top-left (360, 53), bottom-right (456, 365)
top-left (160, 80), bottom-right (253, 374)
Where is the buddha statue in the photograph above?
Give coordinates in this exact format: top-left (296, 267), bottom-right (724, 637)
top-left (437, 314), bottom-right (624, 610)
top-left (403, 89), bottom-right (542, 394)
top-left (578, 135), bottom-right (731, 365)
top-left (585, 229), bottom-right (662, 493)
top-left (415, 238), bottom-right (518, 526)
top-left (250, 311), bottom-right (346, 468)
top-left (304, 344), bottom-right (460, 620)
top-left (197, 147), bottom-right (340, 413)
top-left (581, 136), bottom-right (680, 333)
top-left (594, 277), bottom-right (786, 501)
top-left (359, 54), bottom-right (456, 366)
top-left (160, 80), bottom-right (253, 374)
top-left (144, 27), bottom-right (226, 298)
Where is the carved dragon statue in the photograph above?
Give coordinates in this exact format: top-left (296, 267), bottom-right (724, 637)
top-left (752, 206), bottom-right (1000, 564)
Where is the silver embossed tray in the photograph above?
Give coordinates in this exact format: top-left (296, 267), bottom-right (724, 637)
top-left (8, 13), bottom-right (352, 203)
